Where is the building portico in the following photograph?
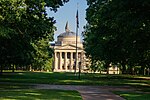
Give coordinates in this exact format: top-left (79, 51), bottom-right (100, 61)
top-left (51, 22), bottom-right (86, 72)
top-left (54, 46), bottom-right (84, 72)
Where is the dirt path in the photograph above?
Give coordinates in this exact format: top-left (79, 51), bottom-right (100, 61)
top-left (34, 84), bottom-right (134, 100)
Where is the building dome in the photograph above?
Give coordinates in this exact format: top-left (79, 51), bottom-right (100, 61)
top-left (58, 31), bottom-right (76, 37)
top-left (57, 22), bottom-right (80, 44)
top-left (58, 21), bottom-right (76, 37)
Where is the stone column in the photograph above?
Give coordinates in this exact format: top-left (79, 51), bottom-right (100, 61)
top-left (59, 52), bottom-right (62, 70)
top-left (81, 51), bottom-right (84, 69)
top-left (70, 52), bottom-right (73, 70)
top-left (64, 52), bottom-right (67, 70)
top-left (54, 52), bottom-right (57, 71)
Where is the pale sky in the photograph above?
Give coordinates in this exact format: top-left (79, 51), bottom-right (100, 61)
top-left (47, 0), bottom-right (87, 42)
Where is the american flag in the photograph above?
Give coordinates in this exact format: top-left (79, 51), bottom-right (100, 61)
top-left (76, 10), bottom-right (79, 28)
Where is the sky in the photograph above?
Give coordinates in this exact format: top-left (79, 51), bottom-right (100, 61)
top-left (47, 0), bottom-right (88, 42)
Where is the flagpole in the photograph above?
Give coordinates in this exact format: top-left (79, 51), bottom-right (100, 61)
top-left (75, 22), bottom-right (78, 75)
top-left (75, 3), bottom-right (79, 75)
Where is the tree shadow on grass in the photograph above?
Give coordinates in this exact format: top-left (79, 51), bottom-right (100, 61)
top-left (0, 72), bottom-right (149, 87)
top-left (114, 91), bottom-right (150, 100)
top-left (0, 89), bottom-right (82, 100)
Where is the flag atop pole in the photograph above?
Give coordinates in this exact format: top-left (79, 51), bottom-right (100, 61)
top-left (76, 10), bottom-right (79, 28)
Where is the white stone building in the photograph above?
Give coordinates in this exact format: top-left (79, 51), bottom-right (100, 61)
top-left (51, 22), bottom-right (87, 72)
top-left (108, 66), bottom-right (119, 74)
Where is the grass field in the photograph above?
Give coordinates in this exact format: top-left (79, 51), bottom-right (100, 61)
top-left (0, 71), bottom-right (149, 100)
top-left (0, 72), bottom-right (149, 87)
top-left (0, 89), bottom-right (82, 100)
top-left (114, 91), bottom-right (150, 100)
top-left (0, 72), bottom-right (83, 100)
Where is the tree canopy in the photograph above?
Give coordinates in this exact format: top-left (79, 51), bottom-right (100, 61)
top-left (84, 0), bottom-right (150, 74)
top-left (0, 0), bottom-right (69, 72)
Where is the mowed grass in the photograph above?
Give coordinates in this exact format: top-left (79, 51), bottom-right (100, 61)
top-left (0, 80), bottom-right (82, 100)
top-left (0, 72), bottom-right (149, 100)
top-left (0, 72), bottom-right (84, 100)
top-left (0, 72), bottom-right (149, 87)
top-left (0, 89), bottom-right (82, 100)
top-left (114, 91), bottom-right (150, 100)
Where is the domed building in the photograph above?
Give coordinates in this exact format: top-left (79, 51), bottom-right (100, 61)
top-left (52, 22), bottom-right (87, 72)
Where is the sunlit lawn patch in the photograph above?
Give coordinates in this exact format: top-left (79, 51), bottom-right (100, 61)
top-left (0, 89), bottom-right (82, 100)
top-left (114, 91), bottom-right (150, 100)
top-left (0, 72), bottom-right (149, 100)
top-left (0, 83), bottom-right (31, 90)
top-left (0, 72), bottom-right (149, 90)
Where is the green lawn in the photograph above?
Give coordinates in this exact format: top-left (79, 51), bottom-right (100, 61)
top-left (0, 72), bottom-right (149, 87)
top-left (0, 89), bottom-right (82, 100)
top-left (0, 71), bottom-right (149, 100)
top-left (114, 91), bottom-right (150, 100)
top-left (0, 72), bottom-right (84, 100)
top-left (0, 82), bottom-right (82, 100)
top-left (0, 83), bottom-right (31, 90)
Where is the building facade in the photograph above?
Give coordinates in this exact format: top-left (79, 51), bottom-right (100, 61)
top-left (108, 66), bottom-right (120, 74)
top-left (51, 22), bottom-right (87, 72)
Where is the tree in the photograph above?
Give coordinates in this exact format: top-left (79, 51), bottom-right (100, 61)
top-left (0, 0), bottom-right (69, 73)
top-left (31, 37), bottom-right (53, 71)
top-left (84, 0), bottom-right (150, 74)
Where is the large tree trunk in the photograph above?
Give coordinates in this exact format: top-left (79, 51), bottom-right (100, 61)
top-left (0, 65), bottom-right (3, 75)
top-left (128, 65), bottom-right (134, 75)
top-left (140, 66), bottom-right (145, 75)
top-left (121, 63), bottom-right (126, 74)
top-left (12, 64), bottom-right (15, 73)
top-left (148, 68), bottom-right (150, 75)
top-left (105, 61), bottom-right (110, 74)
